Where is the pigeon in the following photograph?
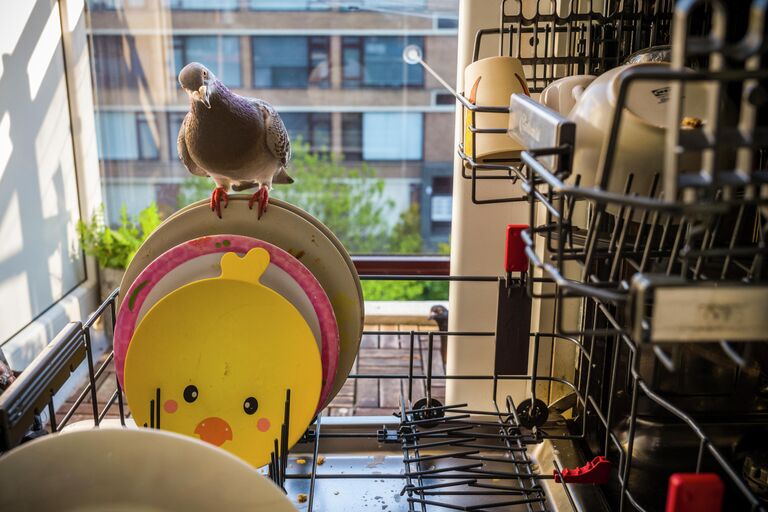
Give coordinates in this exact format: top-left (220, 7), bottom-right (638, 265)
top-left (177, 62), bottom-right (294, 219)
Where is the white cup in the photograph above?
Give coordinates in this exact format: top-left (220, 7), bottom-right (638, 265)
top-left (568, 62), bottom-right (709, 206)
top-left (463, 56), bottom-right (529, 164)
top-left (540, 75), bottom-right (596, 116)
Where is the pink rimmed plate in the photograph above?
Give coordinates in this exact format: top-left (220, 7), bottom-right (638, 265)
top-left (114, 235), bottom-right (338, 411)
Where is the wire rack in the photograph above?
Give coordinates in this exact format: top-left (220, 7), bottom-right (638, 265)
top-left (451, 0), bottom-right (680, 205)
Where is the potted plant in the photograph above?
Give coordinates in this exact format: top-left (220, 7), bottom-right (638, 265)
top-left (77, 203), bottom-right (162, 304)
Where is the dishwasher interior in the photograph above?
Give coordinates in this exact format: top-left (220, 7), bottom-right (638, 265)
top-left (2, 0), bottom-right (768, 511)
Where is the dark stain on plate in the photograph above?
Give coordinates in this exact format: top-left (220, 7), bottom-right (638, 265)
top-left (287, 248), bottom-right (306, 260)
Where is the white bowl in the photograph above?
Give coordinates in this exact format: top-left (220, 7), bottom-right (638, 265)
top-left (0, 428), bottom-right (297, 511)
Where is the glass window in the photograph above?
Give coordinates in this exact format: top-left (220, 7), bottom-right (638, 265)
top-left (168, 112), bottom-right (186, 160)
top-left (342, 36), bottom-right (424, 88)
top-left (91, 35), bottom-right (141, 89)
top-left (362, 112), bottom-right (422, 160)
top-left (173, 36), bottom-right (241, 88)
top-left (252, 37), bottom-right (329, 89)
top-left (137, 113), bottom-right (160, 160)
top-left (167, 0), bottom-right (238, 9)
top-left (341, 113), bottom-right (362, 161)
top-left (281, 112), bottom-right (331, 152)
top-left (249, 0), bottom-right (329, 10)
top-left (87, 0), bottom-right (458, 258)
top-left (97, 112), bottom-right (158, 160)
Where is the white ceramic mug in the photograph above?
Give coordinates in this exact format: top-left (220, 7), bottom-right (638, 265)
top-left (568, 62), bottom-right (709, 204)
top-left (540, 75), bottom-right (596, 116)
top-left (463, 56), bottom-right (529, 164)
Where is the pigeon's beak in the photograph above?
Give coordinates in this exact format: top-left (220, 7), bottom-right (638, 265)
top-left (199, 85), bottom-right (211, 109)
top-left (193, 85), bottom-right (211, 109)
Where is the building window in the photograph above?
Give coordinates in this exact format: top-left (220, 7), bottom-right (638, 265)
top-left (281, 113), bottom-right (331, 153)
top-left (249, 0), bottom-right (330, 10)
top-left (91, 35), bottom-right (142, 89)
top-left (362, 112), bottom-right (422, 160)
top-left (97, 112), bottom-right (159, 161)
top-left (173, 36), bottom-right (241, 88)
top-left (342, 36), bottom-right (424, 88)
top-left (168, 112), bottom-right (187, 160)
top-left (166, 0), bottom-right (239, 9)
top-left (341, 113), bottom-right (362, 161)
top-left (252, 36), bottom-right (329, 89)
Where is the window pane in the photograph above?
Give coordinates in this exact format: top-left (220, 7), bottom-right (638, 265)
top-left (87, 0), bottom-right (458, 258)
top-left (96, 112), bottom-right (139, 160)
top-left (253, 37), bottom-right (309, 88)
top-left (175, 36), bottom-right (241, 88)
top-left (280, 112), bottom-right (309, 145)
top-left (362, 112), bottom-right (422, 160)
top-left (341, 113), bottom-right (362, 161)
top-left (137, 114), bottom-right (159, 159)
top-left (343, 36), bottom-right (424, 87)
top-left (92, 35), bottom-right (140, 89)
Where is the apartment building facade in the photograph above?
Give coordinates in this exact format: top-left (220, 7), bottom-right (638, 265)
top-left (87, 0), bottom-right (458, 251)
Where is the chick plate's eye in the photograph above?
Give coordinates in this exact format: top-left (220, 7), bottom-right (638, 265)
top-left (243, 397), bottom-right (258, 415)
top-left (184, 385), bottom-right (198, 403)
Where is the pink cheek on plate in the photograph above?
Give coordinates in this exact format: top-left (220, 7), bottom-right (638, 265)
top-left (164, 400), bottom-right (178, 414)
top-left (257, 418), bottom-right (271, 432)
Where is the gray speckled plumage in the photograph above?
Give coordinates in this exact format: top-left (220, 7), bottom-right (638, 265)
top-left (177, 63), bottom-right (293, 193)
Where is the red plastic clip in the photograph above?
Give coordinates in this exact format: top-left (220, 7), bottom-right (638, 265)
top-left (505, 224), bottom-right (529, 273)
top-left (665, 473), bottom-right (723, 512)
top-left (553, 456), bottom-right (611, 484)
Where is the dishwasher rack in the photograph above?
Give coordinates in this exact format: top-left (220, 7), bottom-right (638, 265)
top-left (454, 0), bottom-right (680, 205)
top-left (0, 273), bottom-right (609, 512)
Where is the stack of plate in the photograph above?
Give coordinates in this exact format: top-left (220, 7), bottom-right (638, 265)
top-left (114, 197), bottom-right (363, 467)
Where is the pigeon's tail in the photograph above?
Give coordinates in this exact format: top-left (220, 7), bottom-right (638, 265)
top-left (273, 167), bottom-right (294, 185)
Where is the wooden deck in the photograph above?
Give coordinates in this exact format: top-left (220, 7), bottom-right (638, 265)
top-left (58, 323), bottom-right (445, 425)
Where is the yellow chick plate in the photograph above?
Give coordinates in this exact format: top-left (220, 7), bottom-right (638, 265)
top-left (124, 247), bottom-right (321, 468)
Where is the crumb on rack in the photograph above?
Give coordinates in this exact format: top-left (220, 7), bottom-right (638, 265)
top-left (296, 458), bottom-right (307, 465)
top-left (681, 116), bottom-right (704, 129)
top-left (317, 456), bottom-right (326, 465)
top-left (297, 494), bottom-right (308, 503)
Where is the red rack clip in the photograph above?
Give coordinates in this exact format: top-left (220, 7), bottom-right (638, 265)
top-left (554, 456), bottom-right (611, 484)
top-left (665, 473), bottom-right (723, 512)
top-left (505, 224), bottom-right (529, 273)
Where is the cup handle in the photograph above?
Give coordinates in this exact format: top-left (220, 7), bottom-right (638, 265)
top-left (571, 85), bottom-right (586, 101)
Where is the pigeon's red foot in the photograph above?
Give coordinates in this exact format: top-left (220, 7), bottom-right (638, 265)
top-left (248, 186), bottom-right (269, 220)
top-left (210, 187), bottom-right (229, 219)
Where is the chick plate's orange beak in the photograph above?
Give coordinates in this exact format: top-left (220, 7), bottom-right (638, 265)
top-left (194, 417), bottom-right (233, 446)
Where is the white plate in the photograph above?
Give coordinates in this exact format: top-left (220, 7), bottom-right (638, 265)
top-left (0, 428), bottom-right (297, 511)
top-left (121, 197), bottom-right (362, 408)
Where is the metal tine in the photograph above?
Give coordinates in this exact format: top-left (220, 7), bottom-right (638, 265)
top-left (401, 479), bottom-right (478, 495)
top-left (409, 496), bottom-right (546, 511)
top-left (401, 414), bottom-right (472, 426)
top-left (402, 437), bottom-right (479, 451)
top-left (631, 173), bottom-right (660, 254)
top-left (405, 462), bottom-right (483, 478)
top-left (469, 481), bottom-right (544, 493)
top-left (719, 340), bottom-right (747, 368)
top-left (404, 450), bottom-right (479, 464)
top-left (721, 203), bottom-right (746, 278)
top-left (608, 192), bottom-right (635, 283)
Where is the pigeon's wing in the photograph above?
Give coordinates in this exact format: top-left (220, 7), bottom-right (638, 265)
top-left (248, 98), bottom-right (291, 167)
top-left (177, 113), bottom-right (207, 177)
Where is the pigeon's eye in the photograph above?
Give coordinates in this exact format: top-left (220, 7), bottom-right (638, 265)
top-left (243, 397), bottom-right (258, 415)
top-left (202, 70), bottom-right (208, 79)
top-left (183, 385), bottom-right (198, 403)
